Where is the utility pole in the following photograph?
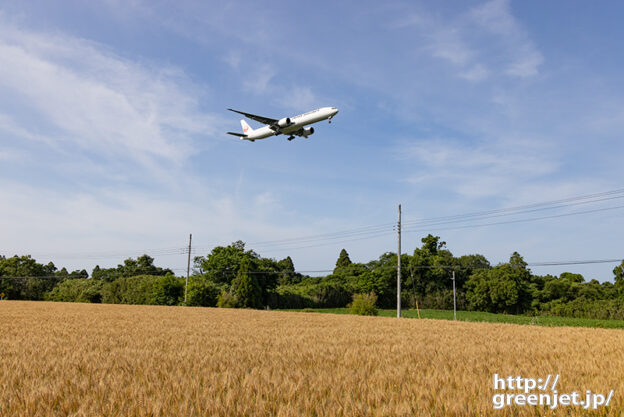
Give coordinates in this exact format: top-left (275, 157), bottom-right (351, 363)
top-left (452, 270), bottom-right (456, 321)
top-left (185, 233), bottom-right (192, 304)
top-left (397, 204), bottom-right (401, 318)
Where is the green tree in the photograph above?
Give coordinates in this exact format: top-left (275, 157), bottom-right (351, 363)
top-left (196, 241), bottom-right (259, 285)
top-left (359, 252), bottom-right (405, 308)
top-left (0, 255), bottom-right (56, 277)
top-left (406, 235), bottom-right (453, 298)
top-left (92, 255), bottom-right (172, 282)
top-left (101, 274), bottom-right (182, 305)
top-left (334, 249), bottom-right (352, 273)
top-left (455, 254), bottom-right (491, 289)
top-left (537, 272), bottom-right (583, 305)
top-left (420, 234), bottom-right (446, 254)
top-left (185, 277), bottom-right (221, 307)
top-left (194, 241), bottom-right (281, 305)
top-left (560, 272), bottom-right (584, 283)
top-left (277, 256), bottom-right (301, 285)
top-left (614, 260), bottom-right (624, 297)
top-left (465, 252), bottom-right (532, 314)
top-left (151, 275), bottom-right (184, 306)
top-left (308, 282), bottom-right (351, 307)
top-left (234, 258), bottom-right (262, 308)
top-left (47, 279), bottom-right (103, 303)
top-left (254, 257), bottom-right (280, 303)
top-left (0, 255), bottom-right (59, 300)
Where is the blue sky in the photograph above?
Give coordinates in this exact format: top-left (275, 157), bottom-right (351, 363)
top-left (1, 0), bottom-right (623, 281)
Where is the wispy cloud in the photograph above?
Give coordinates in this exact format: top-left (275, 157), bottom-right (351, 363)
top-left (0, 18), bottom-right (222, 180)
top-left (470, 0), bottom-right (543, 77)
top-left (274, 86), bottom-right (318, 111)
top-left (394, 0), bottom-right (542, 82)
top-left (400, 136), bottom-right (559, 199)
top-left (242, 63), bottom-right (276, 95)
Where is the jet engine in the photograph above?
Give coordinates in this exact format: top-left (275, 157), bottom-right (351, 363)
top-left (277, 117), bottom-right (292, 128)
top-left (302, 127), bottom-right (314, 138)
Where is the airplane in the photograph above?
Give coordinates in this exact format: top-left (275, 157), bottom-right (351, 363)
top-left (227, 107), bottom-right (339, 141)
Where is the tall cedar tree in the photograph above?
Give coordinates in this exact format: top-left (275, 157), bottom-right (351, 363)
top-left (334, 249), bottom-right (352, 273)
top-left (235, 258), bottom-right (262, 308)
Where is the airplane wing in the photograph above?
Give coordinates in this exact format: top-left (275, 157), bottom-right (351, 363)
top-left (227, 109), bottom-right (277, 126)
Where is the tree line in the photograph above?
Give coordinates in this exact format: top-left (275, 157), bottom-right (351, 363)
top-left (1, 236), bottom-right (624, 320)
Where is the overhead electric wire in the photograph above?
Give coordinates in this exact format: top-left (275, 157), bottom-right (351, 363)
top-left (401, 194), bottom-right (624, 229)
top-left (8, 188), bottom-right (624, 259)
top-left (252, 203), bottom-right (624, 254)
top-left (401, 188), bottom-right (624, 227)
top-left (402, 204), bottom-right (624, 235)
top-left (225, 221), bottom-right (396, 249)
top-left (529, 259), bottom-right (624, 266)
top-left (198, 188), bottom-right (624, 253)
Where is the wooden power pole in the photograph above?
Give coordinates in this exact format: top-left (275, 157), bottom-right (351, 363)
top-left (185, 233), bottom-right (192, 304)
top-left (397, 204), bottom-right (401, 318)
top-left (452, 270), bottom-right (457, 321)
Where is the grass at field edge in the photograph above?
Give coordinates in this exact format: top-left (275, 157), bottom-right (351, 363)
top-left (279, 308), bottom-right (624, 329)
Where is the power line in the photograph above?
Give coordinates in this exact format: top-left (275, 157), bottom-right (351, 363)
top-left (403, 204), bottom-right (624, 234)
top-left (7, 187), bottom-right (624, 259)
top-left (529, 259), bottom-right (624, 267)
top-left (199, 188), bottom-right (624, 253)
top-left (401, 194), bottom-right (624, 229)
top-left (402, 188), bottom-right (624, 227)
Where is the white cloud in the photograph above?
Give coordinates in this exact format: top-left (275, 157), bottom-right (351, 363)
top-left (242, 63), bottom-right (276, 95)
top-left (275, 86), bottom-right (318, 111)
top-left (428, 26), bottom-right (474, 67)
top-left (0, 113), bottom-right (55, 145)
top-left (0, 19), bottom-right (223, 177)
top-left (395, 0), bottom-right (543, 82)
top-left (223, 50), bottom-right (242, 70)
top-left (0, 176), bottom-right (337, 271)
top-left (401, 136), bottom-right (558, 199)
top-left (469, 0), bottom-right (543, 78)
top-left (0, 149), bottom-right (17, 161)
top-left (459, 64), bottom-right (490, 82)
top-left (470, 0), bottom-right (517, 37)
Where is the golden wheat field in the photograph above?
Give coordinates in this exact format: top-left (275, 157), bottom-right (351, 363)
top-left (1, 301), bottom-right (623, 417)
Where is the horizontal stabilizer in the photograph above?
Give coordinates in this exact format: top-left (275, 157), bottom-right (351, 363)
top-left (227, 132), bottom-right (247, 138)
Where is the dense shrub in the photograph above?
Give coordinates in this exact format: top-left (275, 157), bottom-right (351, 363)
top-left (47, 279), bottom-right (103, 303)
top-left (540, 298), bottom-right (624, 320)
top-left (185, 278), bottom-right (222, 307)
top-left (102, 275), bottom-right (184, 306)
top-left (416, 289), bottom-right (467, 310)
top-left (0, 277), bottom-right (62, 301)
top-left (152, 275), bottom-right (184, 306)
top-left (217, 290), bottom-right (239, 308)
top-left (266, 288), bottom-right (313, 309)
top-left (349, 292), bottom-right (378, 316)
top-left (267, 281), bottom-right (351, 309)
top-left (309, 282), bottom-right (352, 308)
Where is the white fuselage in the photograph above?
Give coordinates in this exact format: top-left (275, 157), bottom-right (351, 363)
top-left (246, 107), bottom-right (338, 140)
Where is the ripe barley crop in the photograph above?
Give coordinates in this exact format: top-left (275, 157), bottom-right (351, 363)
top-left (1, 301), bottom-right (622, 416)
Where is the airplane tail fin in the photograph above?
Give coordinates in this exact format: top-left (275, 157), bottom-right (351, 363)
top-left (240, 120), bottom-right (253, 134)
